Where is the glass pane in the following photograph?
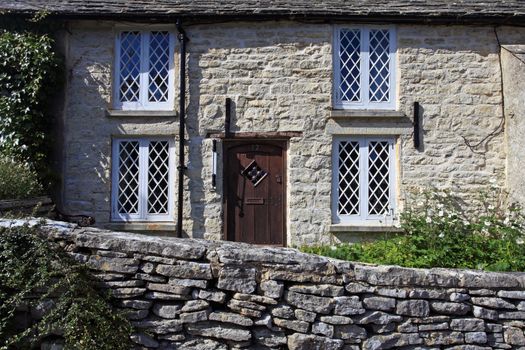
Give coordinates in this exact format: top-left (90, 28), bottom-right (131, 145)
top-left (368, 141), bottom-right (391, 215)
top-left (338, 141), bottom-right (360, 215)
top-left (119, 32), bottom-right (141, 102)
top-left (339, 29), bottom-right (361, 102)
top-left (118, 141), bottom-right (140, 214)
top-left (147, 141), bottom-right (170, 214)
top-left (148, 31), bottom-right (170, 102)
top-left (369, 30), bottom-right (391, 102)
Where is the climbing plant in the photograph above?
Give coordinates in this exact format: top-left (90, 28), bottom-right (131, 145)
top-left (0, 20), bottom-right (62, 189)
top-left (0, 223), bottom-right (133, 349)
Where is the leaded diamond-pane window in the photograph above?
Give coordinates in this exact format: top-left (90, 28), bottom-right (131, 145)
top-left (148, 32), bottom-right (170, 103)
top-left (333, 137), bottom-right (396, 224)
top-left (115, 30), bottom-right (174, 110)
top-left (334, 27), bottom-right (396, 109)
top-left (338, 141), bottom-right (360, 215)
top-left (112, 139), bottom-right (174, 221)
top-left (148, 141), bottom-right (170, 214)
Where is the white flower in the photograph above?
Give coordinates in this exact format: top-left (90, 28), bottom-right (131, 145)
top-left (437, 203), bottom-right (444, 209)
top-left (330, 245), bottom-right (337, 251)
top-left (438, 210), bottom-right (444, 217)
top-left (463, 220), bottom-right (470, 225)
top-left (426, 217), bottom-right (432, 224)
top-left (504, 217), bottom-right (510, 225)
top-left (484, 221), bottom-right (491, 227)
top-left (488, 205), bottom-right (495, 210)
top-left (438, 233), bottom-right (445, 238)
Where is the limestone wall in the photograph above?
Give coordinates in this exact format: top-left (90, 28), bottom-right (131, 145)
top-left (9, 219), bottom-right (525, 349)
top-left (58, 21), bottom-right (525, 244)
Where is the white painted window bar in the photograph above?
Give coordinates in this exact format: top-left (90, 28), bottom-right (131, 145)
top-left (332, 136), bottom-right (396, 224)
top-left (114, 30), bottom-right (175, 110)
top-left (333, 27), bottom-right (396, 110)
top-left (112, 138), bottom-right (175, 221)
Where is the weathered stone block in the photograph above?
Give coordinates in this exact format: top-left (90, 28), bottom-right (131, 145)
top-left (87, 256), bottom-right (139, 274)
top-left (209, 311), bottom-right (253, 326)
top-left (333, 296), bottom-right (363, 315)
top-left (471, 297), bottom-right (516, 309)
top-left (312, 321), bottom-right (334, 337)
top-left (253, 327), bottom-right (287, 347)
top-left (286, 291), bottom-right (334, 314)
top-left (217, 266), bottom-right (257, 293)
top-left (152, 304), bottom-right (182, 319)
top-left (423, 331), bottom-right (464, 346)
top-left (363, 296), bottom-right (396, 311)
top-left (260, 280), bottom-right (284, 298)
top-left (180, 309), bottom-right (210, 323)
top-left (295, 309), bottom-right (317, 322)
top-left (233, 292), bottom-right (277, 305)
top-left (289, 284), bottom-right (344, 297)
top-left (169, 278), bottom-right (208, 289)
top-left (334, 324), bottom-right (367, 340)
top-left (156, 262), bottom-right (212, 280)
top-left (181, 300), bottom-right (210, 312)
top-left (273, 317), bottom-right (309, 333)
top-left (450, 318), bottom-right (485, 332)
top-left (287, 333), bottom-right (344, 350)
top-left (186, 322), bottom-right (251, 341)
top-left (320, 315), bottom-right (352, 325)
top-left (271, 304), bottom-right (294, 319)
top-left (193, 289), bottom-right (227, 303)
top-left (362, 333), bottom-right (423, 350)
top-left (396, 299), bottom-right (430, 317)
top-left (504, 327), bottom-right (525, 345)
top-left (430, 301), bottom-right (471, 315)
top-left (146, 283), bottom-right (191, 295)
top-left (355, 311), bottom-right (403, 325)
top-left (145, 292), bottom-right (190, 301)
top-left (465, 331), bottom-right (488, 344)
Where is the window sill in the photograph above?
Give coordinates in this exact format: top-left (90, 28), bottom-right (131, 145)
top-left (105, 109), bottom-right (178, 118)
top-left (105, 222), bottom-right (176, 232)
top-left (329, 224), bottom-right (403, 233)
top-left (330, 109), bottom-right (406, 119)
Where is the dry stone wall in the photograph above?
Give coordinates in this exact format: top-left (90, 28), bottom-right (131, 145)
top-left (6, 219), bottom-right (525, 350)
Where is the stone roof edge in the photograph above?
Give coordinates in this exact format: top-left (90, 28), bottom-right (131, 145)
top-left (2, 9), bottom-right (525, 26)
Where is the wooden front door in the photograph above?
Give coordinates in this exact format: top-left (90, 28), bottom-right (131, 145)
top-left (224, 140), bottom-right (286, 246)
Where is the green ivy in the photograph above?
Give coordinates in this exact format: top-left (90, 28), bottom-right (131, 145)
top-left (302, 187), bottom-right (525, 271)
top-left (0, 224), bottom-right (133, 349)
top-left (0, 26), bottom-right (62, 189)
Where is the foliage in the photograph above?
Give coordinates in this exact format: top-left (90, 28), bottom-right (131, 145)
top-left (0, 224), bottom-right (133, 349)
top-left (0, 25), bottom-right (62, 189)
top-left (0, 157), bottom-right (43, 200)
top-left (302, 187), bottom-right (525, 271)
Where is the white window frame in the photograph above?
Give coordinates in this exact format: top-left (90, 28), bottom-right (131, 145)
top-left (111, 137), bottom-right (176, 222)
top-left (113, 28), bottom-right (176, 111)
top-left (332, 136), bottom-right (397, 224)
top-left (333, 26), bottom-right (397, 110)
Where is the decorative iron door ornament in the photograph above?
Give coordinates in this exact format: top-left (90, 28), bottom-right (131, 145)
top-left (240, 160), bottom-right (268, 187)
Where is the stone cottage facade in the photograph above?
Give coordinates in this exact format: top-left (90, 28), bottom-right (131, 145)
top-left (3, 1), bottom-right (525, 246)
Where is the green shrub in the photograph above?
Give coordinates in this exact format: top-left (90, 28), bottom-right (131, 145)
top-left (0, 224), bottom-right (133, 349)
top-left (0, 157), bottom-right (43, 200)
top-left (302, 188), bottom-right (525, 271)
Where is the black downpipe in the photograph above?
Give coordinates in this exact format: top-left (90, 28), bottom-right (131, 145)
top-left (176, 19), bottom-right (188, 237)
top-left (413, 101), bottom-right (420, 149)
